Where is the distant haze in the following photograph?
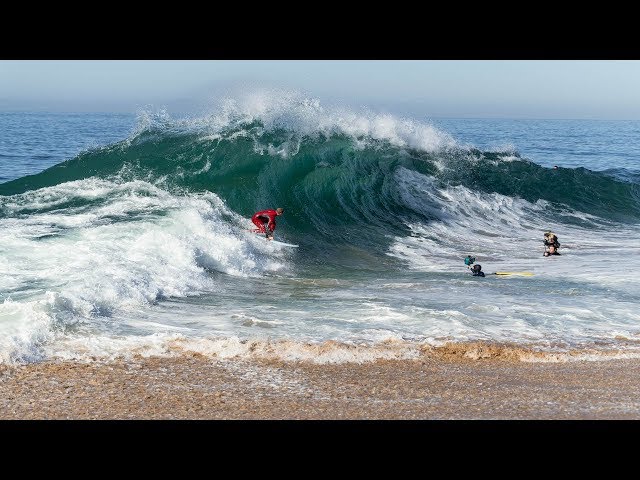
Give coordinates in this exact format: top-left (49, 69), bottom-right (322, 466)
top-left (2, 60), bottom-right (640, 119)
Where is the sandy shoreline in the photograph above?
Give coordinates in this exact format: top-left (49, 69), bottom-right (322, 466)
top-left (2, 354), bottom-right (640, 419)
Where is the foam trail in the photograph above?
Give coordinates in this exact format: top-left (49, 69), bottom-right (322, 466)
top-left (43, 335), bottom-right (640, 365)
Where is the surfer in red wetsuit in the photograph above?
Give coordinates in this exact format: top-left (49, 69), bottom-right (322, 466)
top-left (251, 208), bottom-right (284, 240)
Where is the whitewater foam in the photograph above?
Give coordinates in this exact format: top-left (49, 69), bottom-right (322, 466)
top-left (132, 89), bottom-right (459, 156)
top-left (35, 334), bottom-right (640, 366)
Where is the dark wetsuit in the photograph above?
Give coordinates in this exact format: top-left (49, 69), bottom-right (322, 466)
top-left (470, 265), bottom-right (485, 277)
top-left (544, 237), bottom-right (561, 256)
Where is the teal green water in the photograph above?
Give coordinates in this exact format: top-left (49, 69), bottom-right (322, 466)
top-left (1, 101), bottom-right (640, 364)
top-left (2, 121), bottom-right (639, 273)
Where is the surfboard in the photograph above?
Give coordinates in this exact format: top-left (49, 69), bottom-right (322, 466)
top-left (492, 272), bottom-right (534, 276)
top-left (252, 232), bottom-right (298, 248)
top-left (269, 240), bottom-right (299, 248)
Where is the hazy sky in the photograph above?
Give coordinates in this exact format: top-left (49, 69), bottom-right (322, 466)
top-left (2, 60), bottom-right (640, 119)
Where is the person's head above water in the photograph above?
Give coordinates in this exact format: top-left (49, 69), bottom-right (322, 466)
top-left (276, 208), bottom-right (284, 215)
top-left (471, 263), bottom-right (485, 276)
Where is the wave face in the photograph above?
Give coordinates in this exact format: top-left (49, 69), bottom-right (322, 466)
top-left (2, 91), bottom-right (640, 364)
top-left (3, 94), bottom-right (639, 271)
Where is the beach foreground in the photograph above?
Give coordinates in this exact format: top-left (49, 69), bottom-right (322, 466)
top-left (2, 355), bottom-right (640, 419)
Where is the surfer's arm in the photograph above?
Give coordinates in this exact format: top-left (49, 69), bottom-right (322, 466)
top-left (267, 214), bottom-right (276, 233)
top-left (266, 215), bottom-right (275, 239)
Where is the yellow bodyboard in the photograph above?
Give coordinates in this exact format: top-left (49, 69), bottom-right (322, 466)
top-left (493, 271), bottom-right (534, 276)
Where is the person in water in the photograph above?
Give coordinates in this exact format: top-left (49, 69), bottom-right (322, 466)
top-left (543, 231), bottom-right (561, 256)
top-left (251, 208), bottom-right (284, 240)
top-left (464, 256), bottom-right (485, 277)
top-left (470, 264), bottom-right (485, 277)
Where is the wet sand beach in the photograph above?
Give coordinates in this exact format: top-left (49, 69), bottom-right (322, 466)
top-left (2, 353), bottom-right (640, 419)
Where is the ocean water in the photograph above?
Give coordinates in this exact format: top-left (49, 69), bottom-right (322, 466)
top-left (1, 92), bottom-right (640, 365)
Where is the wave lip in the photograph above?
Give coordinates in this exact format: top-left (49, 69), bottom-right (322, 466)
top-left (199, 89), bottom-right (458, 152)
